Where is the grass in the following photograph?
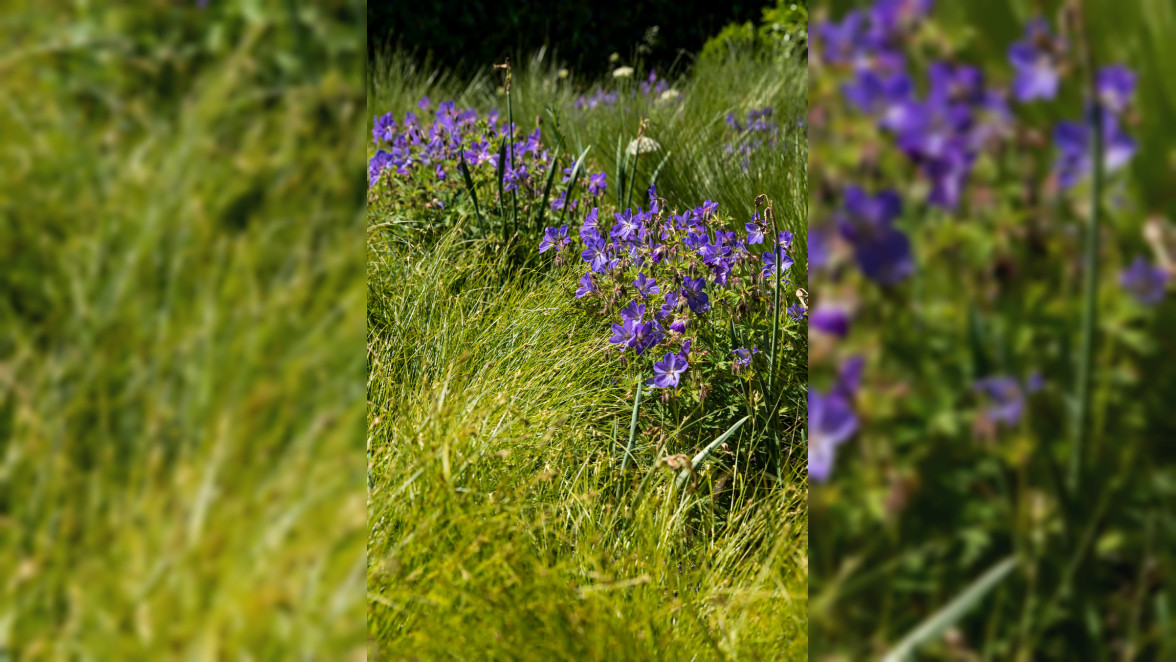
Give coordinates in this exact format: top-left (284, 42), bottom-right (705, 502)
top-left (367, 47), bottom-right (809, 659)
top-left (1, 1), bottom-right (366, 657)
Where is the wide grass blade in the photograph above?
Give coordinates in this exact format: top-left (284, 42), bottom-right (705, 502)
top-left (649, 150), bottom-right (672, 192)
top-left (616, 378), bottom-right (643, 499)
top-left (880, 555), bottom-right (1019, 662)
top-left (558, 146), bottom-right (591, 229)
top-left (615, 133), bottom-right (624, 209)
top-left (675, 415), bottom-right (750, 490)
top-left (458, 148), bottom-right (484, 226)
top-left (496, 135), bottom-right (507, 220)
top-left (535, 145), bottom-right (562, 231)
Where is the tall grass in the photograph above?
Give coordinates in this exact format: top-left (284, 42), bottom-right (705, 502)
top-left (367, 46), bottom-right (809, 659)
top-left (1, 1), bottom-right (366, 657)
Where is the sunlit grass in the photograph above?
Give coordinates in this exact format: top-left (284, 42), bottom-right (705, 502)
top-left (367, 47), bottom-right (808, 660)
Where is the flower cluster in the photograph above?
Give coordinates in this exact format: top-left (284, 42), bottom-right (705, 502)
top-left (542, 186), bottom-right (799, 390)
top-left (723, 106), bottom-right (784, 171)
top-left (369, 97), bottom-right (609, 213)
top-left (807, 0), bottom-right (1145, 482)
top-left (573, 69), bottom-right (676, 110)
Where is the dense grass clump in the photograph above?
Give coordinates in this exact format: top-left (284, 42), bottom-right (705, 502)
top-left (367, 46), bottom-right (808, 659)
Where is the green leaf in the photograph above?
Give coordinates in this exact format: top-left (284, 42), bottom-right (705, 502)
top-left (880, 556), bottom-right (1018, 662)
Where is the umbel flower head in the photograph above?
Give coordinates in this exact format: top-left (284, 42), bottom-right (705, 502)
top-left (627, 136), bottom-right (661, 156)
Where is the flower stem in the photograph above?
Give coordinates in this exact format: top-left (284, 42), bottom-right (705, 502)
top-left (1070, 6), bottom-right (1103, 494)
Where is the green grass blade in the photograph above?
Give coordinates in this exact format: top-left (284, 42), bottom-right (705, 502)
top-left (675, 415), bottom-right (751, 490)
top-left (496, 135), bottom-right (507, 220)
top-left (880, 556), bottom-right (1019, 662)
top-left (616, 378), bottom-right (643, 499)
top-left (648, 150), bottom-right (672, 192)
top-left (615, 133), bottom-right (624, 209)
top-left (535, 146), bottom-right (562, 231)
top-left (458, 148), bottom-right (483, 226)
top-left (625, 146), bottom-right (639, 211)
top-left (558, 146), bottom-right (592, 229)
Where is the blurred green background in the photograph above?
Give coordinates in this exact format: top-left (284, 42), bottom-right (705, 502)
top-left (809, 0), bottom-right (1176, 659)
top-left (1, 0), bottom-right (366, 657)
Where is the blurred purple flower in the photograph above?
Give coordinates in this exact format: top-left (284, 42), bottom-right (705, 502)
top-left (973, 376), bottom-right (1027, 427)
top-left (810, 305), bottom-right (850, 337)
top-left (837, 186), bottom-right (914, 284)
top-left (1098, 64), bottom-right (1136, 114)
top-left (809, 388), bottom-right (857, 482)
top-left (1120, 255), bottom-right (1168, 305)
top-left (1009, 18), bottom-right (1063, 102)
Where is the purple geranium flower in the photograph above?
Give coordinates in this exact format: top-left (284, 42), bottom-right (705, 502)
top-left (1120, 255), bottom-right (1168, 305)
top-left (1053, 112), bottom-right (1136, 189)
top-left (588, 172), bottom-right (607, 196)
top-left (633, 272), bottom-right (660, 299)
top-left (810, 305), bottom-right (850, 338)
top-left (762, 244), bottom-right (795, 277)
top-left (1098, 64), bottom-right (1136, 114)
top-left (732, 346), bottom-right (759, 368)
top-left (1009, 18), bottom-right (1063, 102)
top-left (809, 387), bottom-right (858, 483)
top-left (539, 225), bottom-right (570, 253)
top-left (787, 303), bottom-right (807, 322)
top-left (836, 186), bottom-right (914, 284)
top-left (681, 276), bottom-right (711, 314)
top-left (576, 271), bottom-right (597, 299)
top-left (973, 376), bottom-right (1027, 427)
top-left (581, 235), bottom-right (610, 273)
top-left (746, 219), bottom-right (764, 245)
top-left (368, 150), bottom-right (392, 187)
top-left (647, 351), bottom-right (689, 388)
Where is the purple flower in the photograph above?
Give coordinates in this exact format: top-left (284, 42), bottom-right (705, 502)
top-left (539, 225), bottom-right (570, 254)
top-left (762, 244), bottom-right (795, 277)
top-left (746, 221), bottom-right (764, 245)
top-left (973, 376), bottom-right (1027, 427)
top-left (809, 387), bottom-right (857, 483)
top-left (732, 346), bottom-right (759, 368)
top-left (701, 200), bottom-right (719, 219)
top-left (837, 186), bottom-right (914, 285)
top-left (810, 305), bottom-right (850, 338)
top-left (434, 163), bottom-right (447, 181)
top-left (368, 150), bottom-right (392, 187)
top-left (611, 209), bottom-right (642, 242)
top-left (581, 235), bottom-right (610, 273)
top-left (646, 351), bottom-right (689, 388)
top-left (633, 272), bottom-right (660, 299)
top-left (787, 303), bottom-right (806, 322)
top-left (1120, 255), bottom-right (1168, 305)
top-left (373, 112), bottom-right (397, 145)
top-left (504, 163), bottom-right (530, 192)
top-left (815, 10), bottom-right (867, 64)
top-left (1053, 113), bottom-right (1136, 189)
top-left (588, 172), bottom-right (607, 196)
top-left (1009, 18), bottom-right (1063, 102)
top-left (576, 271), bottom-right (597, 299)
top-left (1098, 64), bottom-right (1136, 114)
top-left (681, 277), bottom-right (711, 314)
top-left (620, 300), bottom-right (646, 323)
top-left (629, 320), bottom-right (665, 355)
top-left (580, 207), bottom-right (601, 241)
top-left (418, 96), bottom-right (431, 111)
top-left (609, 318), bottom-right (638, 346)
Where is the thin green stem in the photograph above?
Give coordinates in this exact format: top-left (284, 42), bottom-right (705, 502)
top-left (1070, 18), bottom-right (1104, 494)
